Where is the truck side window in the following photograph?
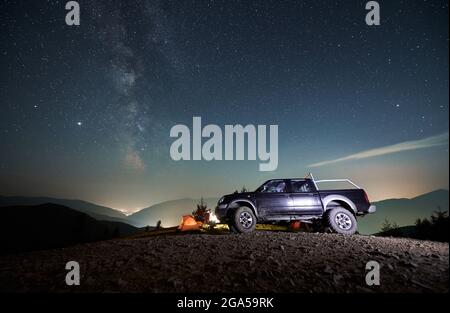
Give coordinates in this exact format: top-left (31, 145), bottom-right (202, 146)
top-left (260, 180), bottom-right (286, 193)
top-left (291, 180), bottom-right (312, 193)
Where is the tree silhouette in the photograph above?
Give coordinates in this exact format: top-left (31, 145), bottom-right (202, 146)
top-left (415, 209), bottom-right (449, 242)
top-left (380, 208), bottom-right (449, 242)
top-left (156, 220), bottom-right (162, 229)
top-left (381, 218), bottom-right (394, 232)
top-left (192, 197), bottom-right (208, 222)
top-left (380, 218), bottom-right (401, 236)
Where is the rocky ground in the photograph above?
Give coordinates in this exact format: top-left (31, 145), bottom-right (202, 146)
top-left (0, 231), bottom-right (448, 293)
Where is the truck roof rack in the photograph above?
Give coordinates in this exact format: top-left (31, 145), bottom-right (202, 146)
top-left (306, 173), bottom-right (361, 190)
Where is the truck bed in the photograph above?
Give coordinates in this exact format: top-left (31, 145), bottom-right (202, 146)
top-left (317, 189), bottom-right (371, 214)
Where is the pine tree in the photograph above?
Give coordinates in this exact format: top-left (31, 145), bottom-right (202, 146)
top-left (380, 218), bottom-right (393, 232)
top-left (193, 197), bottom-right (208, 222)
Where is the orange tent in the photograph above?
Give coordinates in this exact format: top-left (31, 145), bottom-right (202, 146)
top-left (178, 215), bottom-right (202, 231)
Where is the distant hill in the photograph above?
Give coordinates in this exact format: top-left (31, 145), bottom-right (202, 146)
top-left (0, 196), bottom-right (132, 225)
top-left (0, 203), bottom-right (140, 254)
top-left (127, 197), bottom-right (219, 227)
top-left (358, 189), bottom-right (449, 235)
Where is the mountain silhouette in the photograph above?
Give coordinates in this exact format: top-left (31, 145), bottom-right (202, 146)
top-left (0, 203), bottom-right (139, 254)
top-left (0, 196), bottom-right (132, 224)
top-left (359, 189), bottom-right (449, 234)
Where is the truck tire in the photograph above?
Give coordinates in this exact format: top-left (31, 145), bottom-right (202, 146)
top-left (326, 207), bottom-right (357, 235)
top-left (230, 206), bottom-right (256, 233)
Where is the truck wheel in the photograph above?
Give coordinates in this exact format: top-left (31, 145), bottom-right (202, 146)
top-left (230, 206), bottom-right (256, 233)
top-left (326, 207), bottom-right (357, 235)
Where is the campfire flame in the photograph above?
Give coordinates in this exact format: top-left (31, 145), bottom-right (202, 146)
top-left (208, 211), bottom-right (220, 224)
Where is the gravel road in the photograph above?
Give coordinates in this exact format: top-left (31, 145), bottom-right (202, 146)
top-left (0, 231), bottom-right (448, 293)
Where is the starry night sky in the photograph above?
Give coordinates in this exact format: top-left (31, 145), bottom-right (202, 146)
top-left (0, 0), bottom-right (448, 212)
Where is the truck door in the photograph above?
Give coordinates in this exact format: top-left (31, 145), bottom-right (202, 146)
top-left (254, 179), bottom-right (292, 216)
top-left (288, 179), bottom-right (323, 215)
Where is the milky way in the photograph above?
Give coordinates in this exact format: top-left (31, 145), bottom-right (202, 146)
top-left (85, 0), bottom-right (184, 170)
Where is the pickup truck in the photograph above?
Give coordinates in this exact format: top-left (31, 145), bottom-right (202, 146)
top-left (215, 174), bottom-right (376, 234)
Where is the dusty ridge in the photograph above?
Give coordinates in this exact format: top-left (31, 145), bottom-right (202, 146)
top-left (0, 232), bottom-right (448, 293)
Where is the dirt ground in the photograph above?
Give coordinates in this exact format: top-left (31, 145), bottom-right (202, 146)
top-left (0, 231), bottom-right (448, 293)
